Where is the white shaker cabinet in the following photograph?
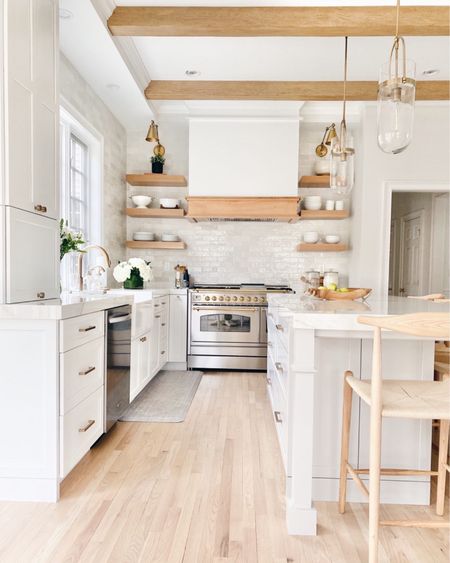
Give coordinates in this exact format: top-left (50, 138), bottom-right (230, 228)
top-left (168, 294), bottom-right (187, 364)
top-left (0, 0), bottom-right (59, 304)
top-left (4, 0), bottom-right (59, 219)
top-left (6, 207), bottom-right (59, 302)
top-left (130, 330), bottom-right (152, 402)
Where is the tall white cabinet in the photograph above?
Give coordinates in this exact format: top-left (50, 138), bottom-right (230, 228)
top-left (0, 0), bottom-right (59, 303)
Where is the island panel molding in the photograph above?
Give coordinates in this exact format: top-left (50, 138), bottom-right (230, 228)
top-left (145, 81), bottom-right (450, 102)
top-left (126, 174), bottom-right (187, 187)
top-left (108, 6), bottom-right (450, 37)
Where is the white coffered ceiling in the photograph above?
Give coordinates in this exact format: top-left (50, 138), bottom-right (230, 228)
top-left (60, 1), bottom-right (450, 129)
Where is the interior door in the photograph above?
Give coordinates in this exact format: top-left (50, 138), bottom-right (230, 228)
top-left (399, 211), bottom-right (424, 296)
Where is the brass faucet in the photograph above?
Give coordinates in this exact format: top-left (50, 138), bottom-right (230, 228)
top-left (78, 244), bottom-right (112, 291)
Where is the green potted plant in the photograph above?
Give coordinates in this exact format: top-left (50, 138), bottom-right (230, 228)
top-left (151, 154), bottom-right (165, 174)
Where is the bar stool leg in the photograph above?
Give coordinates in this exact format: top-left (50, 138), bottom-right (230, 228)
top-left (339, 370), bottom-right (354, 514)
top-left (436, 418), bottom-right (450, 516)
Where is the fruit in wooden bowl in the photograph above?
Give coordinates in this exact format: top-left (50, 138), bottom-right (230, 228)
top-left (306, 287), bottom-right (372, 301)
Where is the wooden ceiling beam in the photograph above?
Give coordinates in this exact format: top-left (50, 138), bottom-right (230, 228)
top-left (145, 80), bottom-right (450, 102)
top-left (108, 6), bottom-right (450, 37)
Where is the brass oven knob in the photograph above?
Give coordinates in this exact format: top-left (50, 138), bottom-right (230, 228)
top-left (219, 296), bottom-right (224, 301)
top-left (211, 296), bottom-right (217, 301)
top-left (260, 297), bottom-right (266, 302)
top-left (246, 296), bottom-right (251, 302)
top-left (239, 296), bottom-right (245, 302)
top-left (205, 296), bottom-right (210, 301)
top-left (225, 296), bottom-right (231, 302)
top-left (233, 296), bottom-right (238, 301)
top-left (253, 297), bottom-right (259, 302)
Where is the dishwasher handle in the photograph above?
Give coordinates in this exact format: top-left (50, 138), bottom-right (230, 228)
top-left (108, 313), bottom-right (132, 325)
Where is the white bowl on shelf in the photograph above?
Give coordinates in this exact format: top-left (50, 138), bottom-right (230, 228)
top-left (161, 233), bottom-right (180, 242)
top-left (131, 195), bottom-right (152, 208)
top-left (303, 231), bottom-right (319, 244)
top-left (303, 196), bottom-right (322, 211)
top-left (325, 235), bottom-right (341, 244)
top-left (133, 232), bottom-right (155, 241)
top-left (159, 198), bottom-right (180, 209)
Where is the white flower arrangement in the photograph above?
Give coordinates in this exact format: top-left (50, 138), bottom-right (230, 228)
top-left (113, 258), bottom-right (153, 284)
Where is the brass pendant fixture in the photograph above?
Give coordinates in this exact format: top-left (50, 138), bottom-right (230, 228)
top-left (146, 120), bottom-right (159, 142)
top-left (146, 120), bottom-right (166, 157)
top-left (377, 0), bottom-right (416, 154)
top-left (330, 36), bottom-right (355, 194)
top-left (315, 123), bottom-right (337, 158)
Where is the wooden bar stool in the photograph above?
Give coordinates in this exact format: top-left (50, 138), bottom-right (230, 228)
top-left (338, 312), bottom-right (450, 563)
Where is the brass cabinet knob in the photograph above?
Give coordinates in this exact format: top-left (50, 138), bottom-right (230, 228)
top-left (36, 291), bottom-right (45, 299)
top-left (34, 204), bottom-right (47, 213)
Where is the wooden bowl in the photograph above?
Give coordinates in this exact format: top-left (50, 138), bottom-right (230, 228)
top-left (307, 287), bottom-right (372, 301)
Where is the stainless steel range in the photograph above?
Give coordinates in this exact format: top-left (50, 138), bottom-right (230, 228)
top-left (188, 283), bottom-right (293, 370)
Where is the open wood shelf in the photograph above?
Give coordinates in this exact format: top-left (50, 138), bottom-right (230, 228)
top-left (126, 207), bottom-right (186, 218)
top-left (298, 175), bottom-right (330, 188)
top-left (126, 240), bottom-right (186, 250)
top-left (299, 209), bottom-right (349, 220)
top-left (126, 173), bottom-right (187, 187)
top-left (297, 243), bottom-right (348, 252)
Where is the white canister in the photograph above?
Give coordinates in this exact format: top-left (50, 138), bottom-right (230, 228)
top-left (323, 270), bottom-right (339, 287)
top-left (325, 199), bottom-right (335, 211)
top-left (335, 200), bottom-right (345, 211)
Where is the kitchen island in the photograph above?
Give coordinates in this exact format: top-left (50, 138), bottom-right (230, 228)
top-left (266, 295), bottom-right (450, 536)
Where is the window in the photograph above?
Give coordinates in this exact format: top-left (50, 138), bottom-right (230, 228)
top-left (60, 105), bottom-right (102, 290)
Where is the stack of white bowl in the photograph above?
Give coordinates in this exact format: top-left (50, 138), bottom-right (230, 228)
top-left (133, 232), bottom-right (155, 241)
top-left (303, 196), bottom-right (322, 211)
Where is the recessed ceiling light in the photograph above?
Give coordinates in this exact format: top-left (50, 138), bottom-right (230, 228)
top-left (422, 69), bottom-right (440, 77)
top-left (59, 8), bottom-right (73, 19)
top-left (106, 83), bottom-right (121, 91)
top-left (185, 70), bottom-right (201, 77)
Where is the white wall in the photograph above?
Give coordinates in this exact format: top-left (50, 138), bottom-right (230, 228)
top-left (350, 104), bottom-right (450, 295)
top-left (127, 117), bottom-right (352, 287)
top-left (59, 54), bottom-right (127, 286)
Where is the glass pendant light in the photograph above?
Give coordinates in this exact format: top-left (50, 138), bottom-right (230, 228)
top-left (330, 36), bottom-right (355, 195)
top-left (377, 0), bottom-right (416, 154)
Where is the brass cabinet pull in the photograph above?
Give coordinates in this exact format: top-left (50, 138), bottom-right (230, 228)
top-left (274, 411), bottom-right (282, 423)
top-left (161, 350), bottom-right (165, 355)
top-left (140, 336), bottom-right (147, 342)
top-left (34, 204), bottom-right (47, 213)
top-left (275, 362), bottom-right (283, 372)
top-left (161, 323), bottom-right (166, 327)
top-left (276, 324), bottom-right (284, 332)
top-left (161, 302), bottom-right (167, 305)
top-left (155, 315), bottom-right (161, 319)
top-left (79, 325), bottom-right (96, 333)
top-left (36, 291), bottom-right (45, 299)
top-left (78, 419), bottom-right (95, 433)
top-left (154, 303), bottom-right (160, 307)
top-left (79, 366), bottom-right (95, 376)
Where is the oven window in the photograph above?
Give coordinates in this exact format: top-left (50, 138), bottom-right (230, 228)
top-left (200, 313), bottom-right (251, 333)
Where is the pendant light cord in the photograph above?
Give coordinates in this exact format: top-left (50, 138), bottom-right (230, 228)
top-left (395, 0), bottom-right (400, 38)
top-left (343, 36), bottom-right (348, 123)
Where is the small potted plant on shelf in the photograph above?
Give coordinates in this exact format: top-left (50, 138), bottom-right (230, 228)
top-left (113, 258), bottom-right (153, 289)
top-left (151, 154), bottom-right (165, 174)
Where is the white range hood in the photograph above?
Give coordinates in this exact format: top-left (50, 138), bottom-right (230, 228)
top-left (187, 115), bottom-right (300, 221)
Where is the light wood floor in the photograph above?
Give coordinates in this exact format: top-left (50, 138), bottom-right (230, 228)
top-left (0, 372), bottom-right (448, 562)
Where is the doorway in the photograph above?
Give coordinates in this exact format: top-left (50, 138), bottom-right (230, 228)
top-left (388, 191), bottom-right (450, 297)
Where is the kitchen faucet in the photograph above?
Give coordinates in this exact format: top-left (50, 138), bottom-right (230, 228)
top-left (78, 244), bottom-right (112, 291)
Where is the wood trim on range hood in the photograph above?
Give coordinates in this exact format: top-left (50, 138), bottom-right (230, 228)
top-left (186, 197), bottom-right (300, 223)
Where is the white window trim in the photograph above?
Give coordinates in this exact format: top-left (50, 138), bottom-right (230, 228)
top-left (60, 98), bottom-right (104, 246)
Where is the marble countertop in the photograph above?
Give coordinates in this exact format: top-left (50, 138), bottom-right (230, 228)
top-left (0, 286), bottom-right (188, 321)
top-left (268, 294), bottom-right (450, 331)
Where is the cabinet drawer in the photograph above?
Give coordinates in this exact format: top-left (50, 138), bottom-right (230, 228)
top-left (60, 386), bottom-right (104, 478)
top-left (267, 359), bottom-right (287, 467)
top-left (60, 337), bottom-right (104, 414)
top-left (60, 311), bottom-right (104, 352)
top-left (132, 300), bottom-right (153, 339)
top-left (153, 295), bottom-right (168, 313)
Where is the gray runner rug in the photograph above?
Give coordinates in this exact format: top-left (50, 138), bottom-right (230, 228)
top-left (120, 370), bottom-right (203, 423)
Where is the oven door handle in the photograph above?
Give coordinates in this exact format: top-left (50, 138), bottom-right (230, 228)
top-left (192, 307), bottom-right (259, 313)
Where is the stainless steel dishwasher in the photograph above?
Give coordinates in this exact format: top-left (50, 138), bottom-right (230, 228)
top-left (105, 305), bottom-right (132, 431)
